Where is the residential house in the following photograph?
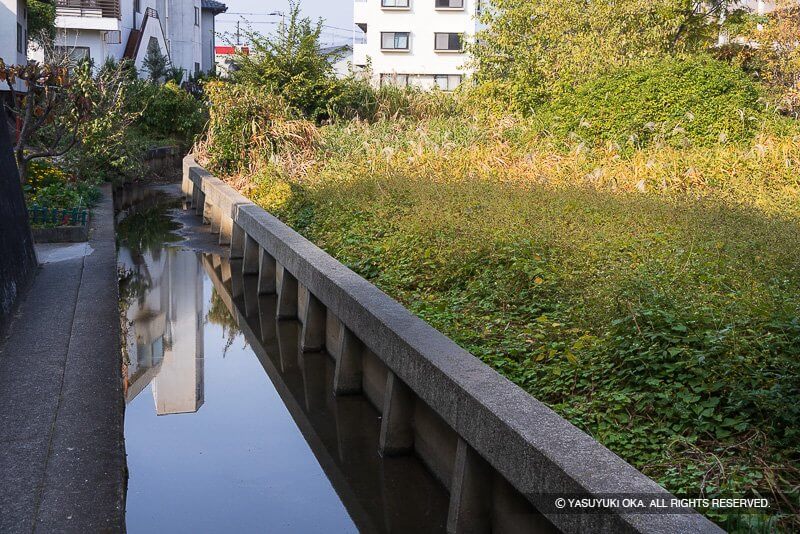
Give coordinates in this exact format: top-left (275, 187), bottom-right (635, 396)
top-left (50, 0), bottom-right (226, 77)
top-left (0, 0), bottom-right (28, 92)
top-left (214, 44), bottom-right (247, 78)
top-left (353, 0), bottom-right (483, 90)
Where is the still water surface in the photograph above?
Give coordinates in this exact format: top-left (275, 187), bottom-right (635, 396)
top-left (118, 194), bottom-right (448, 533)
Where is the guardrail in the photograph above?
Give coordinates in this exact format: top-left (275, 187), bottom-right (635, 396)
top-left (183, 155), bottom-right (722, 534)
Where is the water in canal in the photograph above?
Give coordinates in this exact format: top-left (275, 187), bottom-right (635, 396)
top-left (117, 187), bottom-right (449, 533)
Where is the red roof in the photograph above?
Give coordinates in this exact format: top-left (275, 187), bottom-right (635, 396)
top-left (215, 46), bottom-right (249, 55)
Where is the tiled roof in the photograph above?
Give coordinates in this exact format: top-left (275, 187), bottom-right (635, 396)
top-left (201, 0), bottom-right (227, 14)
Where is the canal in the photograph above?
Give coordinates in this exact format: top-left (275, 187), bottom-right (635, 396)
top-left (117, 186), bottom-right (449, 533)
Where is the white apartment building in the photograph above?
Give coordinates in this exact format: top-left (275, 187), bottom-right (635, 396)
top-left (353, 0), bottom-right (483, 91)
top-left (51, 0), bottom-right (226, 77)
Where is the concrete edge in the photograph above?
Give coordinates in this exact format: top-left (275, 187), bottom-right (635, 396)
top-left (184, 155), bottom-right (723, 534)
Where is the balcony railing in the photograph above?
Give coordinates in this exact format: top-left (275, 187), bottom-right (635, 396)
top-left (56, 0), bottom-right (121, 20)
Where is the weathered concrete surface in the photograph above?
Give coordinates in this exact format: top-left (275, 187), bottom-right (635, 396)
top-left (32, 225), bottom-right (90, 244)
top-left (0, 185), bottom-right (126, 533)
top-left (0, 122), bottom-right (37, 332)
top-left (186, 155), bottom-right (724, 534)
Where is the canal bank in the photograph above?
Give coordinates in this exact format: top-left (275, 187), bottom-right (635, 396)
top-left (0, 185), bottom-right (126, 532)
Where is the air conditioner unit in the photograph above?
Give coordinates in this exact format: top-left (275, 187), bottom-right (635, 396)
top-left (102, 31), bottom-right (122, 45)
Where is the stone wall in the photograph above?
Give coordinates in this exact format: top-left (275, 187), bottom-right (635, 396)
top-left (0, 123), bottom-right (37, 331)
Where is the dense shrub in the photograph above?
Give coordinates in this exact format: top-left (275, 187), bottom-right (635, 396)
top-left (196, 81), bottom-right (316, 175)
top-left (538, 56), bottom-right (765, 147)
top-left (471, 1), bottom-right (753, 112)
top-left (133, 81), bottom-right (208, 146)
top-left (25, 161), bottom-right (100, 210)
top-left (231, 3), bottom-right (349, 122)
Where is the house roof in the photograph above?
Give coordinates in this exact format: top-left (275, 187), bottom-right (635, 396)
top-left (201, 0), bottom-right (228, 14)
top-left (215, 46), bottom-right (249, 56)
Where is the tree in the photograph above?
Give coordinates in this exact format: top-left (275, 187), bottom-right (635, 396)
top-left (471, 0), bottom-right (736, 111)
top-left (28, 0), bottom-right (56, 47)
top-left (142, 40), bottom-right (169, 82)
top-left (0, 60), bottom-right (90, 183)
top-left (740, 0), bottom-right (800, 115)
top-left (0, 58), bottom-right (134, 183)
top-left (230, 1), bottom-right (346, 121)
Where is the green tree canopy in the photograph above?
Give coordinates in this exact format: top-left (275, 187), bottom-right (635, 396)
top-left (28, 0), bottom-right (56, 46)
top-left (472, 0), bottom-right (736, 111)
top-left (231, 1), bottom-right (346, 121)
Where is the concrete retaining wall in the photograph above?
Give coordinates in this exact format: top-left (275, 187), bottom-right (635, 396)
top-left (0, 123), bottom-right (37, 332)
top-left (144, 145), bottom-right (182, 174)
top-left (32, 224), bottom-right (90, 244)
top-left (183, 155), bottom-right (722, 534)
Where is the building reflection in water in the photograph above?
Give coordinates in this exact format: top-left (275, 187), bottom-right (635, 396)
top-left (120, 247), bottom-right (205, 415)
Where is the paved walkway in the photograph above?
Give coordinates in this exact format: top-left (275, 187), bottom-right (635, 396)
top-left (0, 185), bottom-right (126, 533)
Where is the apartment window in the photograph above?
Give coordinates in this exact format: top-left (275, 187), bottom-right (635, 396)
top-left (54, 46), bottom-right (91, 64)
top-left (436, 0), bottom-right (464, 8)
top-left (195, 62), bottom-right (201, 74)
top-left (381, 32), bottom-right (410, 51)
top-left (434, 74), bottom-right (462, 91)
top-left (434, 32), bottom-right (463, 51)
top-left (195, 7), bottom-right (200, 26)
top-left (380, 73), bottom-right (409, 87)
top-left (382, 0), bottom-right (410, 7)
top-left (17, 23), bottom-right (23, 53)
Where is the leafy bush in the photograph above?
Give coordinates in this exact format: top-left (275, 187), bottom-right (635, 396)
top-left (232, 3), bottom-right (348, 122)
top-left (538, 56), bottom-right (765, 147)
top-left (133, 81), bottom-right (208, 146)
top-left (25, 160), bottom-right (100, 210)
top-left (30, 181), bottom-right (100, 209)
top-left (471, 1), bottom-right (747, 111)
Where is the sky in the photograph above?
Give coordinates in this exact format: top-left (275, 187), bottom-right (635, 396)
top-left (214, 0), bottom-right (355, 48)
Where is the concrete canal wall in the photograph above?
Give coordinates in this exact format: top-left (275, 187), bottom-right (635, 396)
top-left (183, 155), bottom-right (722, 534)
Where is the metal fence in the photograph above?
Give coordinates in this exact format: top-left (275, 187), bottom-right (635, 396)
top-left (28, 206), bottom-right (89, 227)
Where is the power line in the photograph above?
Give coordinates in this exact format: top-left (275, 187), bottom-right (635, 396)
top-left (217, 14), bottom-right (354, 33)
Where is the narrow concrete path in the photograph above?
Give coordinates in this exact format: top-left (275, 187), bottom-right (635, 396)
top-left (0, 185), bottom-right (126, 533)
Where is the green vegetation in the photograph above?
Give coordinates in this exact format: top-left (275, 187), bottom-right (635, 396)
top-left (537, 55), bottom-right (765, 147)
top-left (192, 1), bottom-right (800, 529)
top-left (202, 107), bottom-right (799, 531)
top-left (133, 80), bottom-right (208, 147)
top-left (24, 160), bottom-right (100, 222)
top-left (27, 0), bottom-right (56, 46)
